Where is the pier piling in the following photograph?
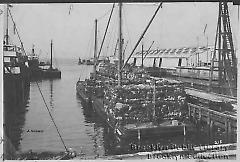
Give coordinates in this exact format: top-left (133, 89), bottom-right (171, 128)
top-left (187, 103), bottom-right (236, 143)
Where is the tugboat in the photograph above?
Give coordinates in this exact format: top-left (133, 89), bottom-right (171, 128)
top-left (77, 3), bottom-right (191, 140)
top-left (27, 45), bottom-right (44, 79)
top-left (42, 40), bottom-right (61, 79)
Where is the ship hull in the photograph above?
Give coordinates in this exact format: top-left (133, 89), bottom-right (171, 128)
top-left (91, 96), bottom-right (116, 129)
top-left (91, 95), bottom-right (186, 140)
top-left (42, 69), bottom-right (61, 79)
top-left (76, 81), bottom-right (91, 104)
top-left (116, 122), bottom-right (185, 140)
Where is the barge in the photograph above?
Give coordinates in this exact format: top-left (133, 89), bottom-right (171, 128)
top-left (76, 2), bottom-right (193, 140)
top-left (77, 64), bottom-right (192, 139)
top-left (42, 40), bottom-right (61, 79)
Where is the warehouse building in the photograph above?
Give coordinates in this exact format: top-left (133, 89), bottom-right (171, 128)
top-left (129, 46), bottom-right (213, 68)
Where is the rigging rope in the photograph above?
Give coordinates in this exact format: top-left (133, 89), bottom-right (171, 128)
top-left (53, 47), bottom-right (59, 69)
top-left (97, 3), bottom-right (115, 59)
top-left (97, 6), bottom-right (114, 21)
top-left (122, 2), bottom-right (163, 70)
top-left (8, 6), bottom-right (68, 152)
top-left (36, 81), bottom-right (68, 152)
top-left (122, 7), bottom-right (134, 57)
top-left (86, 25), bottom-right (94, 58)
top-left (8, 7), bottom-right (27, 56)
top-left (85, 25), bottom-right (94, 59)
top-left (106, 19), bottom-right (117, 56)
top-left (124, 3), bottom-right (159, 7)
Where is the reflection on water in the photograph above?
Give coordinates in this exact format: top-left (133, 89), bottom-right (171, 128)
top-left (49, 80), bottom-right (54, 109)
top-left (12, 59), bottom-right (235, 158)
top-left (4, 85), bottom-right (30, 152)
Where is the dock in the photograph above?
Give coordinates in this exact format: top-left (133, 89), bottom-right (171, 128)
top-left (185, 87), bottom-right (237, 104)
top-left (184, 88), bottom-right (237, 143)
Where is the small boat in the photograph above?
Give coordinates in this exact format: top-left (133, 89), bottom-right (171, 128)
top-left (42, 40), bottom-right (61, 79)
top-left (78, 58), bottom-right (94, 65)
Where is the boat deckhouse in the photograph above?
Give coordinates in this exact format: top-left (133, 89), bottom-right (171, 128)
top-left (129, 46), bottom-right (213, 69)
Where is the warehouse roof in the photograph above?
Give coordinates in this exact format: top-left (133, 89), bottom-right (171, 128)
top-left (132, 46), bottom-right (213, 58)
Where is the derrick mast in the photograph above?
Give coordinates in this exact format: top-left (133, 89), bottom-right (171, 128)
top-left (209, 0), bottom-right (237, 97)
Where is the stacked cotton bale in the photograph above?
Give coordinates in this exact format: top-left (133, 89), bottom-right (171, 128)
top-left (103, 78), bottom-right (186, 125)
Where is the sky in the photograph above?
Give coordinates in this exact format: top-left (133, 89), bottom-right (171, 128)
top-left (1, 2), bottom-right (239, 60)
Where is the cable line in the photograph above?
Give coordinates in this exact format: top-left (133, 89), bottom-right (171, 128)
top-left (97, 5), bottom-right (114, 21)
top-left (8, 7), bottom-right (27, 56)
top-left (122, 2), bottom-right (163, 70)
top-left (8, 4), bottom-right (69, 153)
top-left (36, 82), bottom-right (68, 152)
top-left (97, 3), bottom-right (115, 59)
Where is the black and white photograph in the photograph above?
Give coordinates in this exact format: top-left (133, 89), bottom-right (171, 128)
top-left (1, 0), bottom-right (239, 160)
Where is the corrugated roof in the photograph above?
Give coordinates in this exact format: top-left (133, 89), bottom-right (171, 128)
top-left (132, 46), bottom-right (213, 58)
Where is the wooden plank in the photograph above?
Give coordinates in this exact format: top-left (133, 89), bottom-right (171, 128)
top-left (188, 103), bottom-right (236, 120)
top-left (185, 88), bottom-right (236, 103)
top-left (188, 103), bottom-right (237, 129)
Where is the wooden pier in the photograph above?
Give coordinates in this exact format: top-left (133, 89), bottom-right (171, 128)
top-left (184, 87), bottom-right (237, 143)
top-left (187, 103), bottom-right (237, 143)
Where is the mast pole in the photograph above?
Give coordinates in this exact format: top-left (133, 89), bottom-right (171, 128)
top-left (94, 19), bottom-right (98, 78)
top-left (97, 3), bottom-right (115, 59)
top-left (118, 2), bottom-right (123, 86)
top-left (113, 39), bottom-right (119, 57)
top-left (50, 40), bottom-right (53, 69)
top-left (123, 40), bottom-right (128, 58)
top-left (141, 42), bottom-right (144, 68)
top-left (6, 4), bottom-right (9, 45)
